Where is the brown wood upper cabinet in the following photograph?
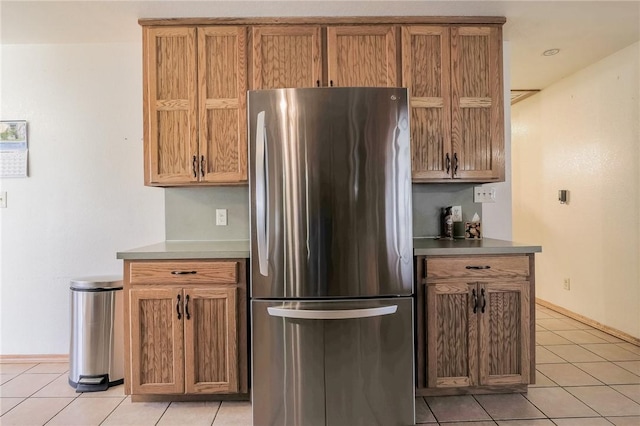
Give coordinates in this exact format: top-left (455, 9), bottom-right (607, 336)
top-left (250, 26), bottom-right (322, 89)
top-left (250, 25), bottom-right (398, 89)
top-left (141, 18), bottom-right (505, 186)
top-left (402, 25), bottom-right (504, 182)
top-left (326, 26), bottom-right (398, 87)
top-left (143, 26), bottom-right (247, 186)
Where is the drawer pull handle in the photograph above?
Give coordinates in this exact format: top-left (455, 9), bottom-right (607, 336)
top-left (171, 271), bottom-right (197, 275)
top-left (481, 288), bottom-right (487, 313)
top-left (472, 288), bottom-right (478, 314)
top-left (185, 295), bottom-right (191, 320)
top-left (465, 266), bottom-right (491, 270)
top-left (176, 294), bottom-right (182, 320)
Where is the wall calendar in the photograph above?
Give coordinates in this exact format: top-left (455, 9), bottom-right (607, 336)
top-left (0, 120), bottom-right (28, 178)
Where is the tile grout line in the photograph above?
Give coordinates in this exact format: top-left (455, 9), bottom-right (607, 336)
top-left (98, 395), bottom-right (128, 426)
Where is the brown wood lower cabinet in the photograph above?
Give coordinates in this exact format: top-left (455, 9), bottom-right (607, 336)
top-left (124, 259), bottom-right (247, 399)
top-left (416, 254), bottom-right (535, 396)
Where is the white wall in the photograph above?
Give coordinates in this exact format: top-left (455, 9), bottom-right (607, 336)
top-left (482, 41), bottom-right (512, 241)
top-left (0, 43), bottom-right (165, 355)
top-left (512, 42), bottom-right (640, 338)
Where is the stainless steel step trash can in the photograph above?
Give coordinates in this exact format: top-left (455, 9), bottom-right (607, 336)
top-left (69, 276), bottom-right (124, 392)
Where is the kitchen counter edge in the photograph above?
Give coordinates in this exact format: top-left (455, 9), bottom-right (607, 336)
top-left (117, 238), bottom-right (540, 260)
top-left (116, 240), bottom-right (251, 260)
top-left (413, 237), bottom-right (542, 256)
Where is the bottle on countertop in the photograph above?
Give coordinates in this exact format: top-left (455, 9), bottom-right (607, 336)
top-left (440, 206), bottom-right (454, 240)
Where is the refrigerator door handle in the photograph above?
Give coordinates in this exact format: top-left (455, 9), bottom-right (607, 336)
top-left (267, 305), bottom-right (397, 320)
top-left (255, 111), bottom-right (269, 276)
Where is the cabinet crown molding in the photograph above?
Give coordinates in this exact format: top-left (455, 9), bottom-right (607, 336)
top-left (138, 16), bottom-right (507, 27)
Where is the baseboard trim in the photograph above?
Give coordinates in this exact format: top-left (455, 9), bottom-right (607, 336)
top-left (0, 354), bottom-right (69, 364)
top-left (536, 298), bottom-right (640, 347)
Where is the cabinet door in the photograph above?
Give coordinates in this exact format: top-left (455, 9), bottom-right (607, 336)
top-left (451, 26), bottom-right (504, 181)
top-left (198, 27), bottom-right (248, 183)
top-left (129, 288), bottom-right (184, 394)
top-left (144, 27), bottom-right (198, 185)
top-left (326, 26), bottom-right (398, 87)
top-left (184, 287), bottom-right (238, 394)
top-left (251, 26), bottom-right (322, 89)
top-left (426, 281), bottom-right (478, 388)
top-left (401, 26), bottom-right (452, 180)
top-left (478, 281), bottom-right (530, 386)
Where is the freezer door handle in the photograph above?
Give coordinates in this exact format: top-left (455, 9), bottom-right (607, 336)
top-left (267, 305), bottom-right (398, 320)
top-left (255, 111), bottom-right (269, 276)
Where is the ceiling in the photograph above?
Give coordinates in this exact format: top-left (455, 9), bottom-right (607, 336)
top-left (1, 1), bottom-right (639, 90)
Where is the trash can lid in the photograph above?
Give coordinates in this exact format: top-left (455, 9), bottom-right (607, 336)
top-left (70, 275), bottom-right (123, 291)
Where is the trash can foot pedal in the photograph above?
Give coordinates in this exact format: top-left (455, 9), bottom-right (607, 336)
top-left (73, 374), bottom-right (109, 392)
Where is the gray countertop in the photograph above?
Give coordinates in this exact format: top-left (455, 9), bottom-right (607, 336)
top-left (413, 237), bottom-right (542, 256)
top-left (116, 240), bottom-right (250, 260)
top-left (117, 238), bottom-right (541, 260)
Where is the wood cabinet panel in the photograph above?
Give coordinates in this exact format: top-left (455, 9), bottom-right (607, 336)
top-left (427, 281), bottom-right (476, 387)
top-left (426, 256), bottom-right (529, 279)
top-left (251, 26), bottom-right (322, 89)
top-left (129, 260), bottom-right (239, 285)
top-left (198, 27), bottom-right (247, 184)
top-left (144, 27), bottom-right (198, 184)
top-left (451, 26), bottom-right (504, 181)
top-left (479, 281), bottom-right (530, 386)
top-left (326, 26), bottom-right (398, 87)
top-left (402, 26), bottom-right (451, 180)
top-left (130, 288), bottom-right (184, 394)
top-left (185, 287), bottom-right (238, 393)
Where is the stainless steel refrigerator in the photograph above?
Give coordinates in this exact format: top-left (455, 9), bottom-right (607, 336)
top-left (249, 87), bottom-right (414, 426)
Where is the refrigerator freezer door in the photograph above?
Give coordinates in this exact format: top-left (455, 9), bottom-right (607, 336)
top-left (249, 87), bottom-right (413, 299)
top-left (251, 298), bottom-right (415, 426)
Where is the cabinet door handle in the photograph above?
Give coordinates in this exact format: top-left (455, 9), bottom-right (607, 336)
top-left (465, 266), bottom-right (491, 270)
top-left (185, 295), bottom-right (191, 320)
top-left (192, 156), bottom-right (198, 178)
top-left (445, 153), bottom-right (451, 174)
top-left (481, 288), bottom-right (487, 313)
top-left (200, 155), bottom-right (205, 177)
top-left (453, 152), bottom-right (459, 176)
top-left (176, 294), bottom-right (182, 320)
top-left (472, 288), bottom-right (478, 314)
top-left (171, 270), bottom-right (197, 275)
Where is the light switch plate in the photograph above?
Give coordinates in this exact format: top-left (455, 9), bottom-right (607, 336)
top-left (474, 187), bottom-right (496, 203)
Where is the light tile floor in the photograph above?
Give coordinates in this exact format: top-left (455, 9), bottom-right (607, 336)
top-left (1, 305), bottom-right (639, 425)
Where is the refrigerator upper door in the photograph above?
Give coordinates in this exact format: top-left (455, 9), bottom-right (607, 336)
top-left (249, 87), bottom-right (412, 299)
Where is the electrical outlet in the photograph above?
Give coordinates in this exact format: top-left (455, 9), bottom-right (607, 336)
top-left (563, 278), bottom-right (571, 291)
top-left (215, 209), bottom-right (228, 226)
top-left (474, 186), bottom-right (497, 203)
top-left (0, 191), bottom-right (6, 208)
top-left (451, 205), bottom-right (462, 222)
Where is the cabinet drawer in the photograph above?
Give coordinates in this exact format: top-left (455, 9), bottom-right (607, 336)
top-left (426, 255), bottom-right (529, 280)
top-left (128, 261), bottom-right (239, 285)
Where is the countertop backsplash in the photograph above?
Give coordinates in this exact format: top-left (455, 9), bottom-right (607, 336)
top-left (412, 183), bottom-right (481, 238)
top-left (165, 186), bottom-right (250, 241)
top-left (164, 183), bottom-right (481, 241)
